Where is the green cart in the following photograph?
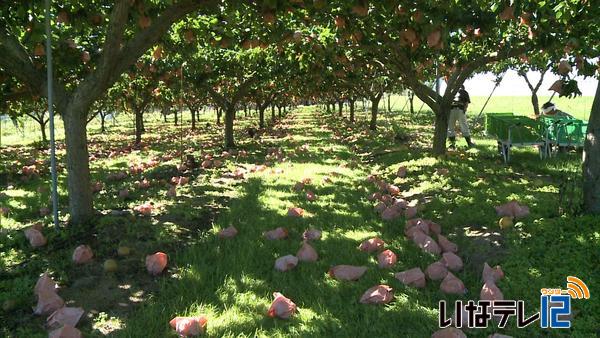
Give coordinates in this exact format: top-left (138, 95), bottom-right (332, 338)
top-left (539, 115), bottom-right (588, 155)
top-left (485, 113), bottom-right (549, 163)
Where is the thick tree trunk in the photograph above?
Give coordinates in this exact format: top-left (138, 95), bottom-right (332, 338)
top-left (369, 95), bottom-right (382, 130)
top-left (338, 100), bottom-right (343, 117)
top-left (271, 104), bottom-right (275, 121)
top-left (40, 121), bottom-right (48, 143)
top-left (531, 91), bottom-right (540, 115)
top-left (583, 80), bottom-right (600, 214)
top-left (432, 106), bottom-right (449, 155)
top-left (63, 110), bottom-right (94, 224)
top-left (349, 99), bottom-right (355, 123)
top-left (224, 106), bottom-right (235, 148)
top-left (100, 113), bottom-right (106, 133)
top-left (259, 106), bottom-right (265, 129)
top-left (135, 108), bottom-right (143, 144)
top-left (387, 93), bottom-right (392, 112)
top-left (409, 92), bottom-right (415, 114)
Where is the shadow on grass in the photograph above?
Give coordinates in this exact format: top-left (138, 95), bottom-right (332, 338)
top-left (2, 108), bottom-right (597, 337)
top-left (113, 175), bottom-right (447, 337)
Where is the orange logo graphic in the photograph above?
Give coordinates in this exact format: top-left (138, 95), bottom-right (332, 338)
top-left (563, 276), bottom-right (590, 299)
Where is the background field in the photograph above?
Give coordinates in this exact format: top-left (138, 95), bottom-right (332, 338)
top-left (0, 95), bottom-right (595, 147)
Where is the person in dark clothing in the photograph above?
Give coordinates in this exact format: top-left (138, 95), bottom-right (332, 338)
top-left (447, 85), bottom-right (475, 149)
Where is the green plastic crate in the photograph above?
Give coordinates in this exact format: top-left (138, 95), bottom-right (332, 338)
top-left (486, 115), bottom-right (545, 144)
top-left (540, 115), bottom-right (586, 146)
top-left (485, 112), bottom-right (514, 135)
top-left (581, 122), bottom-right (589, 137)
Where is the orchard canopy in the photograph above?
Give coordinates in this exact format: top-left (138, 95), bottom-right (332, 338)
top-left (1, 0), bottom-right (600, 337)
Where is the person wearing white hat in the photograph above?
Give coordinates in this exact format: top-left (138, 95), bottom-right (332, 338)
top-left (541, 102), bottom-right (574, 118)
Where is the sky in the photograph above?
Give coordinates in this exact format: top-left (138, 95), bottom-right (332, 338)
top-left (459, 70), bottom-right (598, 97)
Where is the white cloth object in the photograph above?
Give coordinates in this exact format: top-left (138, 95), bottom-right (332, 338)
top-left (542, 104), bottom-right (556, 114)
top-left (447, 107), bottom-right (471, 137)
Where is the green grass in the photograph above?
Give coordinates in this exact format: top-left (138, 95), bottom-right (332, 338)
top-left (369, 95), bottom-right (595, 121)
top-left (1, 95), bottom-right (594, 147)
top-left (1, 107), bottom-right (599, 337)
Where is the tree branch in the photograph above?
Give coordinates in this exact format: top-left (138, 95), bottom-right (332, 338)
top-left (112, 1), bottom-right (217, 83)
top-left (232, 76), bottom-right (257, 104)
top-left (73, 0), bottom-right (218, 114)
top-left (534, 66), bottom-right (549, 92)
top-left (94, 0), bottom-right (130, 85)
top-left (207, 87), bottom-right (227, 109)
top-left (519, 71), bottom-right (535, 91)
top-left (0, 28), bottom-right (68, 109)
top-left (444, 44), bottom-right (529, 103)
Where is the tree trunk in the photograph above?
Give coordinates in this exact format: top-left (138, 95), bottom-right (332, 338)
top-left (338, 100), bottom-right (343, 117)
top-left (278, 105), bottom-right (282, 118)
top-left (244, 104), bottom-right (248, 118)
top-left (140, 113), bottom-right (146, 132)
top-left (191, 108), bottom-right (196, 130)
top-left (259, 106), bottom-right (265, 129)
top-left (409, 92), bottom-right (415, 114)
top-left (40, 121), bottom-right (48, 143)
top-left (271, 104), bottom-right (275, 121)
top-left (217, 107), bottom-right (222, 125)
top-left (369, 95), bottom-right (382, 130)
top-left (349, 99), bottom-right (355, 123)
top-left (224, 105), bottom-right (235, 148)
top-left (163, 112), bottom-right (167, 123)
top-left (135, 108), bottom-right (143, 144)
top-left (432, 106), bottom-right (449, 155)
top-left (583, 79), bottom-right (600, 214)
top-left (174, 109), bottom-right (178, 126)
top-left (387, 93), bottom-right (392, 112)
top-left (326, 103), bottom-right (331, 114)
top-left (63, 110), bottom-right (94, 224)
top-left (531, 91), bottom-right (540, 115)
top-left (100, 113), bottom-right (106, 133)
top-left (521, 69), bottom-right (547, 116)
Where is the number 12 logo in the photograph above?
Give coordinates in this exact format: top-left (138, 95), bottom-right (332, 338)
top-left (540, 295), bottom-right (571, 328)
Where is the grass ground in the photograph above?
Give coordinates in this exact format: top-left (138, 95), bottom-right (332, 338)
top-left (1, 95), bottom-right (594, 146)
top-left (1, 106), bottom-right (599, 337)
